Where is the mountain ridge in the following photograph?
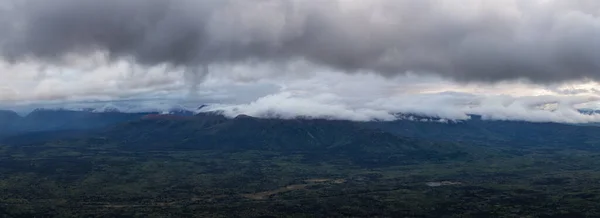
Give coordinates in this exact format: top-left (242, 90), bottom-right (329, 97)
top-left (2, 107), bottom-right (600, 153)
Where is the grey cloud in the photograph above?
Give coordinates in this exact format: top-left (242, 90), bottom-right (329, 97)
top-left (3, 70), bottom-right (600, 123)
top-left (1, 0), bottom-right (600, 83)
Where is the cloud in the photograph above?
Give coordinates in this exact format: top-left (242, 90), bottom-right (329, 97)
top-left (204, 72), bottom-right (600, 123)
top-left (0, 57), bottom-right (279, 104)
top-left (212, 91), bottom-right (600, 123)
top-left (2, 64), bottom-right (600, 123)
top-left (1, 0), bottom-right (600, 83)
top-left (1, 0), bottom-right (600, 123)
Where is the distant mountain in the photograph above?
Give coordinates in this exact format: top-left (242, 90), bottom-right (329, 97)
top-left (3, 109), bottom-right (600, 217)
top-left (0, 109), bottom-right (159, 138)
top-left (0, 110), bottom-right (20, 124)
top-left (578, 109), bottom-right (600, 115)
top-left (0, 110), bottom-right (21, 137)
top-left (4, 107), bottom-right (600, 154)
top-left (10, 113), bottom-right (465, 167)
top-left (0, 110), bottom-right (20, 120)
top-left (367, 115), bottom-right (600, 150)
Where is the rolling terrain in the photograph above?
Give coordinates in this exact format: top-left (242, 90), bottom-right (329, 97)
top-left (1, 110), bottom-right (600, 217)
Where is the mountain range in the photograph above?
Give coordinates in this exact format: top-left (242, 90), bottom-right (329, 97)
top-left (0, 107), bottom-right (599, 169)
top-left (2, 108), bottom-right (600, 216)
top-left (2, 108), bottom-right (599, 149)
top-left (0, 109), bottom-right (153, 137)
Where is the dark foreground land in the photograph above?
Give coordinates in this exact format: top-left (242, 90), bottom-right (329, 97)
top-left (1, 112), bottom-right (600, 217)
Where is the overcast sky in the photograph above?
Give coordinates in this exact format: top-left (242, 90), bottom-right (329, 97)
top-left (1, 0), bottom-right (600, 122)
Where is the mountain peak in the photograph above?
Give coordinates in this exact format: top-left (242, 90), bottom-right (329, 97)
top-left (0, 110), bottom-right (21, 128)
top-left (0, 110), bottom-right (19, 117)
top-left (234, 114), bottom-right (254, 119)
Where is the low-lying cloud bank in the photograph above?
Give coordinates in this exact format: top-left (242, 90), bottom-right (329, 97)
top-left (3, 70), bottom-right (600, 124)
top-left (206, 73), bottom-right (600, 123)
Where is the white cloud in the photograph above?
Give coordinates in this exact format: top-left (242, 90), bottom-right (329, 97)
top-left (203, 69), bottom-right (600, 123)
top-left (2, 54), bottom-right (600, 123)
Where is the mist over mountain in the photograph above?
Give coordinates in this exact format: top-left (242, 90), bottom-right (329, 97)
top-left (2, 104), bottom-right (600, 139)
top-left (2, 107), bottom-right (600, 149)
top-left (3, 1), bottom-right (600, 216)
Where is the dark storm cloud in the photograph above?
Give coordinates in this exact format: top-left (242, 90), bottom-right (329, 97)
top-left (1, 0), bottom-right (600, 83)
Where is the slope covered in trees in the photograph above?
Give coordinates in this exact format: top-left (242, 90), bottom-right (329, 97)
top-left (1, 111), bottom-right (600, 217)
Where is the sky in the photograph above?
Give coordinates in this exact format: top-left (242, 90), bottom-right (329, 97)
top-left (1, 0), bottom-right (600, 123)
